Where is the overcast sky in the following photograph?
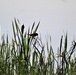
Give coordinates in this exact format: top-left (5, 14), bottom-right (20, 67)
top-left (0, 0), bottom-right (76, 50)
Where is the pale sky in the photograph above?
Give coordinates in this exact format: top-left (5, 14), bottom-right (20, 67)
top-left (0, 0), bottom-right (76, 51)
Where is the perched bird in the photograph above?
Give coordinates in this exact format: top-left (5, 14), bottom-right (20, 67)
top-left (21, 24), bottom-right (25, 34)
top-left (29, 33), bottom-right (38, 37)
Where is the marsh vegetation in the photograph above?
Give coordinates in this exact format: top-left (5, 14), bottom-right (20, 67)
top-left (0, 19), bottom-right (76, 75)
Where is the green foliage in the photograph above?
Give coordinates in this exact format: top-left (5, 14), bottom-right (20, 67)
top-left (0, 19), bottom-right (76, 75)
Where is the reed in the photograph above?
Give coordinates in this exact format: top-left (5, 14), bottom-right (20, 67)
top-left (0, 19), bottom-right (76, 75)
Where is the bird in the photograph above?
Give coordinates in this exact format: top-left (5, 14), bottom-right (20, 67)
top-left (21, 24), bottom-right (25, 34)
top-left (29, 33), bottom-right (38, 37)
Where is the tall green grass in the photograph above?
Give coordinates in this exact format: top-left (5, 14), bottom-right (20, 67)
top-left (0, 19), bottom-right (76, 75)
